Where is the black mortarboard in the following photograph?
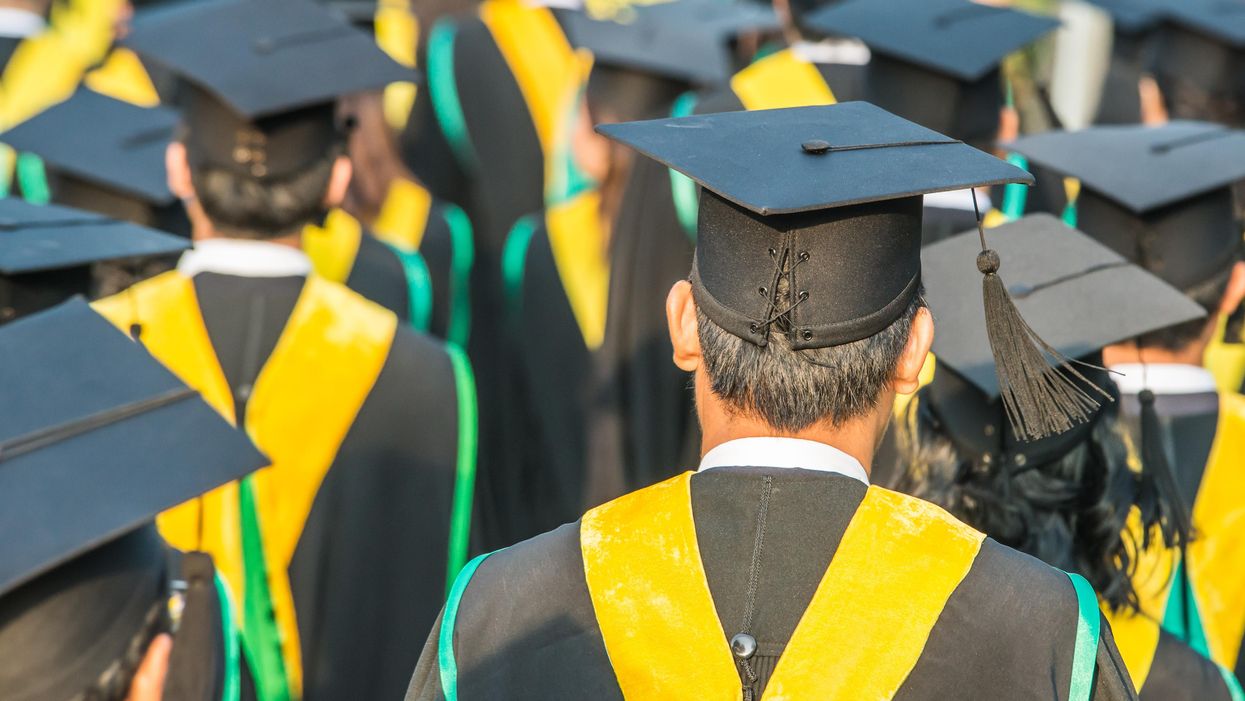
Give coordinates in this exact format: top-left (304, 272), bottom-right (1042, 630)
top-left (1086, 0), bottom-right (1167, 34)
top-left (1153, 0), bottom-right (1245, 123)
top-left (920, 215), bottom-right (1202, 545)
top-left (1008, 122), bottom-right (1245, 291)
top-left (804, 0), bottom-right (1058, 146)
top-left (601, 103), bottom-right (1105, 439)
top-left (0, 198), bottom-right (188, 323)
top-left (125, 0), bottom-right (414, 179)
top-left (0, 300), bottom-right (266, 700)
top-left (564, 0), bottom-right (777, 85)
top-left (1, 88), bottom-right (176, 208)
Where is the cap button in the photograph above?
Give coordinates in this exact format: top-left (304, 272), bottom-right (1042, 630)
top-left (254, 36), bottom-right (275, 54)
top-left (730, 633), bottom-right (757, 660)
top-left (801, 139), bottom-right (831, 155)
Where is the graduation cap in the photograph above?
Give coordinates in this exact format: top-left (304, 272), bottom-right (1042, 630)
top-left (0, 299), bottom-right (267, 700)
top-left (1007, 121), bottom-right (1245, 291)
top-left (803, 0), bottom-right (1058, 145)
top-left (1, 88), bottom-right (178, 227)
top-left (600, 102), bottom-right (1107, 440)
top-left (124, 0), bottom-right (415, 179)
top-left (0, 198), bottom-right (189, 323)
top-left (564, 0), bottom-right (778, 85)
top-left (920, 214), bottom-right (1202, 543)
top-left (1152, 0), bottom-right (1245, 121)
top-left (1085, 0), bottom-right (1168, 34)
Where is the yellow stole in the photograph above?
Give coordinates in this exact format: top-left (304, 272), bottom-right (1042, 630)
top-left (478, 0), bottom-right (578, 158)
top-left (372, 178), bottom-right (435, 252)
top-left (1105, 511), bottom-right (1178, 690)
top-left (545, 190), bottom-right (609, 350)
top-left (83, 47), bottom-right (160, 107)
top-left (94, 271), bottom-right (397, 697)
top-left (729, 49), bottom-right (836, 111)
top-left (303, 209), bottom-right (366, 285)
top-left (581, 472), bottom-right (985, 699)
top-left (1187, 392), bottom-right (1245, 668)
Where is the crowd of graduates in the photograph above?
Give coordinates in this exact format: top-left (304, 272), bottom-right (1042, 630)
top-left (4, 0), bottom-right (1245, 699)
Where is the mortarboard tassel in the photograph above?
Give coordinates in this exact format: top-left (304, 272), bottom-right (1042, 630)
top-left (1136, 387), bottom-right (1193, 549)
top-left (972, 190), bottom-right (1110, 441)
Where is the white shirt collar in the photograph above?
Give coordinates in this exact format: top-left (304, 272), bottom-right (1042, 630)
top-left (792, 38), bottom-right (871, 66)
top-left (698, 437), bottom-right (870, 485)
top-left (1109, 363), bottom-right (1218, 396)
top-left (0, 8), bottom-right (45, 39)
top-left (178, 238), bottom-right (313, 279)
top-left (924, 188), bottom-right (992, 212)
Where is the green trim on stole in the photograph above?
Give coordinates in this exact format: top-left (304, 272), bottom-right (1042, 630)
top-left (667, 91), bottom-right (700, 242)
top-left (438, 551), bottom-right (497, 700)
top-left (215, 572), bottom-right (243, 701)
top-left (239, 477), bottom-right (291, 701)
top-left (501, 214), bottom-right (539, 321)
top-left (442, 203), bottom-right (475, 348)
top-left (444, 344), bottom-right (480, 593)
top-left (427, 20), bottom-right (477, 173)
top-left (383, 242), bottom-right (433, 332)
top-left (1066, 572), bottom-right (1102, 701)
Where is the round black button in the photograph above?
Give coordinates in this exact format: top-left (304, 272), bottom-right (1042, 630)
top-left (730, 633), bottom-right (757, 660)
top-left (801, 139), bottom-right (831, 154)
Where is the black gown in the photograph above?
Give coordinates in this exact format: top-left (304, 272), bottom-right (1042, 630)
top-left (584, 62), bottom-right (867, 509)
top-left (399, 8), bottom-right (572, 551)
top-left (406, 468), bottom-right (1137, 700)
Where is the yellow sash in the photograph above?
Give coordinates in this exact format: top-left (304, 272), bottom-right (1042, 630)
top-left (94, 272), bottom-right (396, 697)
top-left (581, 472), bottom-right (985, 699)
top-left (546, 190), bottom-right (609, 350)
top-left (478, 0), bottom-right (578, 157)
top-left (303, 209), bottom-right (365, 284)
top-left (1205, 313), bottom-right (1245, 393)
top-left (373, 0), bottom-right (420, 129)
top-left (730, 49), bottom-right (836, 111)
top-left (372, 178), bottom-right (434, 252)
top-left (1106, 509), bottom-right (1179, 690)
top-left (1187, 392), bottom-right (1245, 668)
top-left (83, 47), bottom-right (160, 107)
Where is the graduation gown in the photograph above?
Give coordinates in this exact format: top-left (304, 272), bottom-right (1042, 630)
top-left (95, 268), bottom-right (475, 701)
top-left (1116, 388), bottom-right (1245, 684)
top-left (584, 50), bottom-right (867, 508)
top-left (407, 468), bottom-right (1136, 700)
top-left (304, 193), bottom-right (473, 346)
top-left (501, 191), bottom-right (610, 537)
top-left (399, 0), bottom-right (580, 551)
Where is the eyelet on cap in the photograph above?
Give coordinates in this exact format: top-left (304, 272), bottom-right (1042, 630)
top-left (801, 329), bottom-right (814, 341)
top-left (749, 323), bottom-right (760, 334)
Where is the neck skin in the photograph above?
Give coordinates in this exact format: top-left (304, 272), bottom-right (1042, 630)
top-left (695, 371), bottom-right (896, 475)
top-left (1102, 315), bottom-right (1218, 368)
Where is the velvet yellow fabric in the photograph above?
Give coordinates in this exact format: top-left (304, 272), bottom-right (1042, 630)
top-left (94, 272), bottom-right (396, 697)
top-left (304, 209), bottom-right (365, 284)
top-left (581, 472), bottom-right (985, 700)
top-left (546, 190), bottom-right (610, 350)
top-left (1106, 511), bottom-right (1177, 690)
top-left (729, 49), bottom-right (836, 111)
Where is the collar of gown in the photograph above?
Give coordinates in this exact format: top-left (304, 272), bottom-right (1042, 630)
top-left (0, 8), bottom-right (44, 39)
top-left (178, 238), bottom-right (313, 279)
top-left (1110, 363), bottom-right (1218, 396)
top-left (698, 436), bottom-right (870, 485)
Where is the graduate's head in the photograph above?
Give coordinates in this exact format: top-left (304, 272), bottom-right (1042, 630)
top-left (1008, 122), bottom-right (1245, 360)
top-left (889, 215), bottom-right (1205, 614)
top-left (0, 526), bottom-right (174, 701)
top-left (802, 0), bottom-right (1057, 152)
top-left (124, 0), bottom-right (413, 239)
top-left (600, 104), bottom-right (1050, 453)
top-left (1152, 3), bottom-right (1245, 129)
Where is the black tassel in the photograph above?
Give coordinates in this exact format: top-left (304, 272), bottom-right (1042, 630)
top-left (1138, 389), bottom-right (1193, 549)
top-left (972, 192), bottom-right (1110, 442)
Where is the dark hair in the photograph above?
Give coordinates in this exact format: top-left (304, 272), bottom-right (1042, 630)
top-left (81, 599), bottom-right (171, 701)
top-left (190, 146), bottom-right (342, 240)
top-left (1137, 262), bottom-right (1236, 352)
top-left (697, 276), bottom-right (924, 432)
top-left (893, 399), bottom-right (1143, 613)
